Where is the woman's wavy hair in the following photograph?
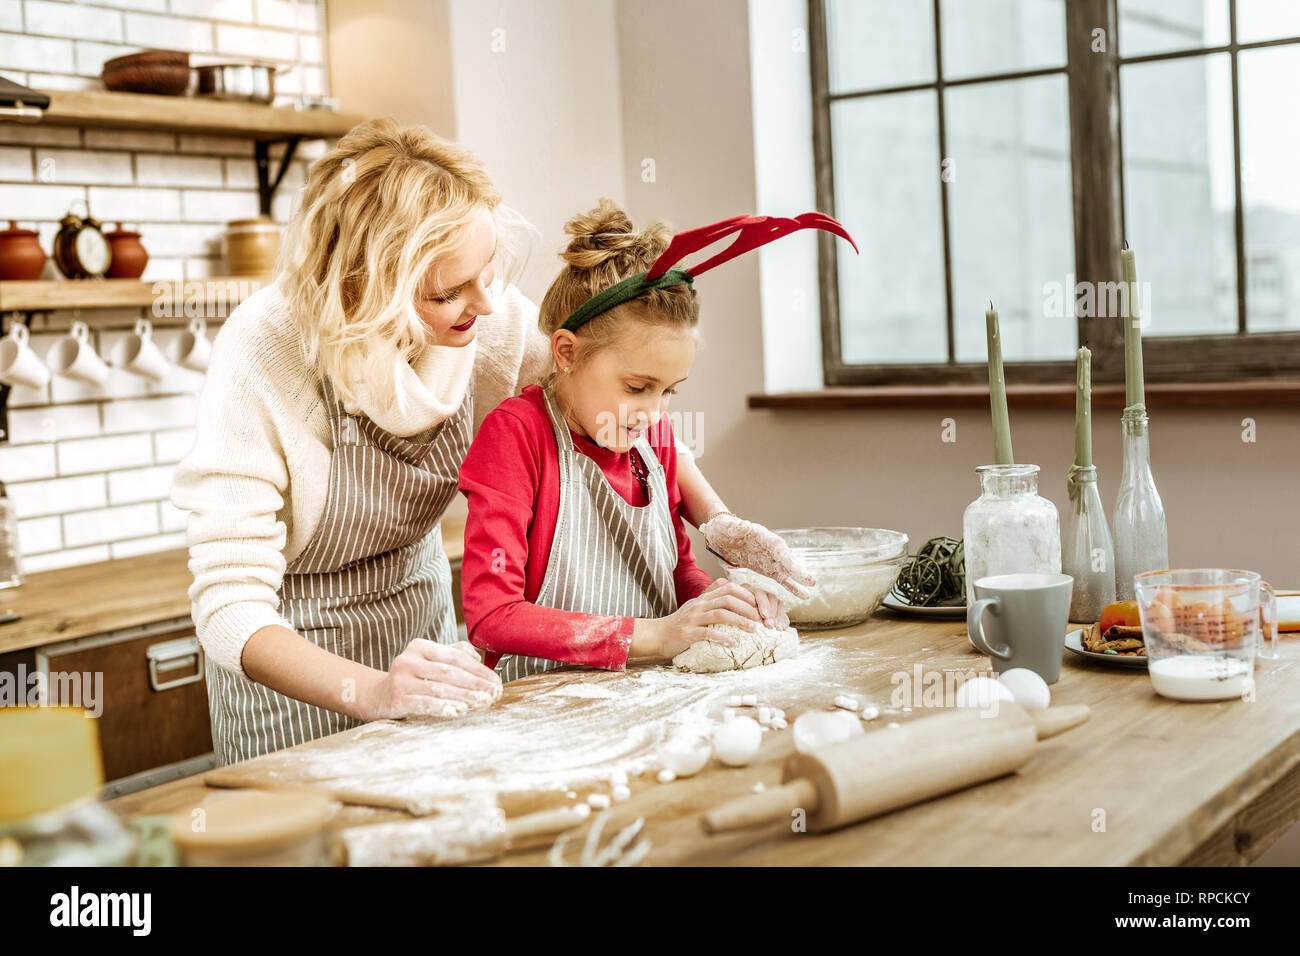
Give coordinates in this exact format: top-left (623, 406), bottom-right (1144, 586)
top-left (276, 117), bottom-right (532, 411)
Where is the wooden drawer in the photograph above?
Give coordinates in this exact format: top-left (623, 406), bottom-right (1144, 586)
top-left (31, 619), bottom-right (213, 781)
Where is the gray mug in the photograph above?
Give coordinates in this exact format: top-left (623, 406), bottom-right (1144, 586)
top-left (967, 572), bottom-right (1073, 684)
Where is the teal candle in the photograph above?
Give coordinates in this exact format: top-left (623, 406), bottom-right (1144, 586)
top-left (986, 304), bottom-right (1013, 465)
top-left (1122, 245), bottom-right (1145, 408)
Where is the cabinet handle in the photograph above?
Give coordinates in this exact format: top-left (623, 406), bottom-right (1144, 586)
top-left (147, 636), bottom-right (204, 692)
top-left (0, 105), bottom-right (44, 121)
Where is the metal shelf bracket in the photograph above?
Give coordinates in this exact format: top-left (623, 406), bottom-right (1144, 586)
top-left (254, 136), bottom-right (302, 218)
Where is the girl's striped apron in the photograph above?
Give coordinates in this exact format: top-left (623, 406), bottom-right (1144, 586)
top-left (495, 383), bottom-right (679, 682)
top-left (205, 372), bottom-right (473, 765)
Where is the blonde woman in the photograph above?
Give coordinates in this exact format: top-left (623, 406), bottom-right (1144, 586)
top-left (173, 120), bottom-right (808, 765)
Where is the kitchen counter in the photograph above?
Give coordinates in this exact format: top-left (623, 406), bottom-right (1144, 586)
top-left (0, 516), bottom-right (467, 656)
top-left (0, 550), bottom-right (194, 656)
top-left (105, 613), bottom-right (1300, 866)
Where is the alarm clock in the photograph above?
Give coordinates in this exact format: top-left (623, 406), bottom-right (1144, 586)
top-left (53, 209), bottom-right (112, 279)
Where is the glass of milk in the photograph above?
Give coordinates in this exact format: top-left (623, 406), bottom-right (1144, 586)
top-left (1134, 569), bottom-right (1280, 702)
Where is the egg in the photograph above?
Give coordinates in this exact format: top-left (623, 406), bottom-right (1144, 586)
top-left (712, 717), bottom-right (763, 767)
top-left (997, 668), bottom-right (1051, 710)
top-left (954, 676), bottom-right (1015, 710)
top-left (792, 710), bottom-right (864, 754)
top-left (657, 736), bottom-right (711, 777)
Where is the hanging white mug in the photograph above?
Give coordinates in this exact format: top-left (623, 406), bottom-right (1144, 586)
top-left (113, 318), bottom-right (169, 382)
top-left (47, 320), bottom-right (109, 385)
top-left (0, 324), bottom-right (50, 390)
top-left (169, 317), bottom-right (211, 372)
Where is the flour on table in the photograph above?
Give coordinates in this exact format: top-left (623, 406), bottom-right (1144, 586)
top-left (206, 641), bottom-right (858, 817)
top-left (672, 622), bottom-right (799, 673)
top-left (544, 683), bottom-right (619, 700)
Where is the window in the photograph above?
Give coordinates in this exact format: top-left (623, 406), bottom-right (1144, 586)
top-left (811, 0), bottom-right (1300, 386)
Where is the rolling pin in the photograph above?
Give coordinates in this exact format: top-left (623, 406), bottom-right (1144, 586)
top-left (704, 702), bottom-right (1090, 834)
top-left (341, 804), bottom-right (591, 866)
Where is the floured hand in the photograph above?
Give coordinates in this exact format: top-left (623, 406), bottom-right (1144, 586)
top-left (746, 584), bottom-right (789, 630)
top-left (361, 639), bottom-right (503, 721)
top-left (702, 513), bottom-right (816, 600)
top-left (630, 579), bottom-right (762, 661)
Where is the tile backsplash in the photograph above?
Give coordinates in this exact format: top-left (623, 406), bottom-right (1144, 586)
top-left (0, 0), bottom-right (332, 573)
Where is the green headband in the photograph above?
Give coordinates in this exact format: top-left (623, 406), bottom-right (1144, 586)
top-left (560, 267), bottom-right (695, 333)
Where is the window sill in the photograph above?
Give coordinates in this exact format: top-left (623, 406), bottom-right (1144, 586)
top-left (747, 380), bottom-right (1300, 410)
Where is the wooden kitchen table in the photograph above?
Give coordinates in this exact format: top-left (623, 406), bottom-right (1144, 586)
top-left (105, 613), bottom-right (1300, 865)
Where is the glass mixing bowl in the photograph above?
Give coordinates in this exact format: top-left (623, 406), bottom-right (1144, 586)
top-left (776, 527), bottom-right (909, 630)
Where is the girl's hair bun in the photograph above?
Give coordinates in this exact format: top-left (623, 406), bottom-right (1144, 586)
top-left (536, 199), bottom-right (697, 377)
top-left (561, 198), bottom-right (671, 272)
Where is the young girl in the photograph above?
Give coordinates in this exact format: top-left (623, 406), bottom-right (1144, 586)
top-left (458, 201), bottom-right (853, 680)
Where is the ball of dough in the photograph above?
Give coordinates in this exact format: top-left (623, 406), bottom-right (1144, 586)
top-left (997, 668), bottom-right (1051, 710)
top-left (657, 736), bottom-right (711, 777)
top-left (712, 717), bottom-right (762, 767)
top-left (792, 710), bottom-right (864, 754)
top-left (672, 623), bottom-right (799, 673)
top-left (955, 676), bottom-right (1015, 710)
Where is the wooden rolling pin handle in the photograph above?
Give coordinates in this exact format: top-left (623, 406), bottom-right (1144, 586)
top-left (503, 805), bottom-right (591, 843)
top-left (703, 778), bottom-right (820, 834)
top-left (1028, 704), bottom-right (1091, 740)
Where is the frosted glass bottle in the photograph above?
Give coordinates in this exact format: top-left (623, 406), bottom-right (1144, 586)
top-left (962, 464), bottom-right (1061, 606)
top-left (1112, 406), bottom-right (1168, 600)
top-left (1063, 465), bottom-right (1115, 621)
top-left (0, 481), bottom-right (22, 589)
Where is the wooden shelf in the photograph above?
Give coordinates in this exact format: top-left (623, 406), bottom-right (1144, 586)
top-left (748, 380), bottom-right (1300, 410)
top-left (19, 88), bottom-right (362, 140)
top-left (0, 275), bottom-right (266, 311)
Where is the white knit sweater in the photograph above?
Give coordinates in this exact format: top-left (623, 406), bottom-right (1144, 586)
top-left (172, 279), bottom-right (552, 678)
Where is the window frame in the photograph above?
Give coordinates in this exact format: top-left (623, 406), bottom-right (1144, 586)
top-left (809, 0), bottom-right (1300, 388)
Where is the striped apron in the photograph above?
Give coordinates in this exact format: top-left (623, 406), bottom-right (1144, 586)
top-left (496, 383), bottom-right (679, 682)
top-left (205, 371), bottom-right (473, 765)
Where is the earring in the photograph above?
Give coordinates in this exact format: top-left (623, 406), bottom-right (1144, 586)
top-left (563, 367), bottom-right (570, 373)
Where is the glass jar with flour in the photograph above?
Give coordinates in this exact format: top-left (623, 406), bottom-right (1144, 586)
top-left (962, 464), bottom-right (1061, 606)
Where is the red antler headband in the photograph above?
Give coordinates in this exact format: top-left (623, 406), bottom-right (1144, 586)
top-left (560, 211), bottom-right (859, 332)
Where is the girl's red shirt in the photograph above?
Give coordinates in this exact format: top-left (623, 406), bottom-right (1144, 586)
top-left (457, 383), bottom-right (711, 670)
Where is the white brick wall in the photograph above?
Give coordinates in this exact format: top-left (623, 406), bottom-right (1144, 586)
top-left (0, 2), bottom-right (23, 32)
top-left (0, 145), bottom-right (32, 179)
top-left (152, 427), bottom-right (196, 463)
top-left (106, 463), bottom-right (173, 503)
top-left (5, 0), bottom-right (325, 94)
top-left (0, 2), bottom-right (327, 281)
top-left (8, 403), bottom-right (101, 443)
top-left (23, 544), bottom-right (109, 573)
top-left (36, 147), bottom-right (134, 185)
top-left (102, 395), bottom-right (196, 434)
top-left (8, 474), bottom-right (106, 517)
top-left (3, 317), bottom-right (228, 569)
top-left (134, 154), bottom-right (225, 188)
top-left (110, 531), bottom-right (185, 559)
top-left (0, 443), bottom-right (57, 481)
top-left (0, 1), bottom-right (330, 573)
top-left (64, 501), bottom-right (158, 547)
top-left (57, 433), bottom-right (154, 475)
top-left (26, 1), bottom-right (124, 43)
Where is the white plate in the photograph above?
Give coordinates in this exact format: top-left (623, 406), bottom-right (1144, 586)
top-left (882, 593), bottom-right (967, 619)
top-left (1064, 628), bottom-right (1148, 669)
